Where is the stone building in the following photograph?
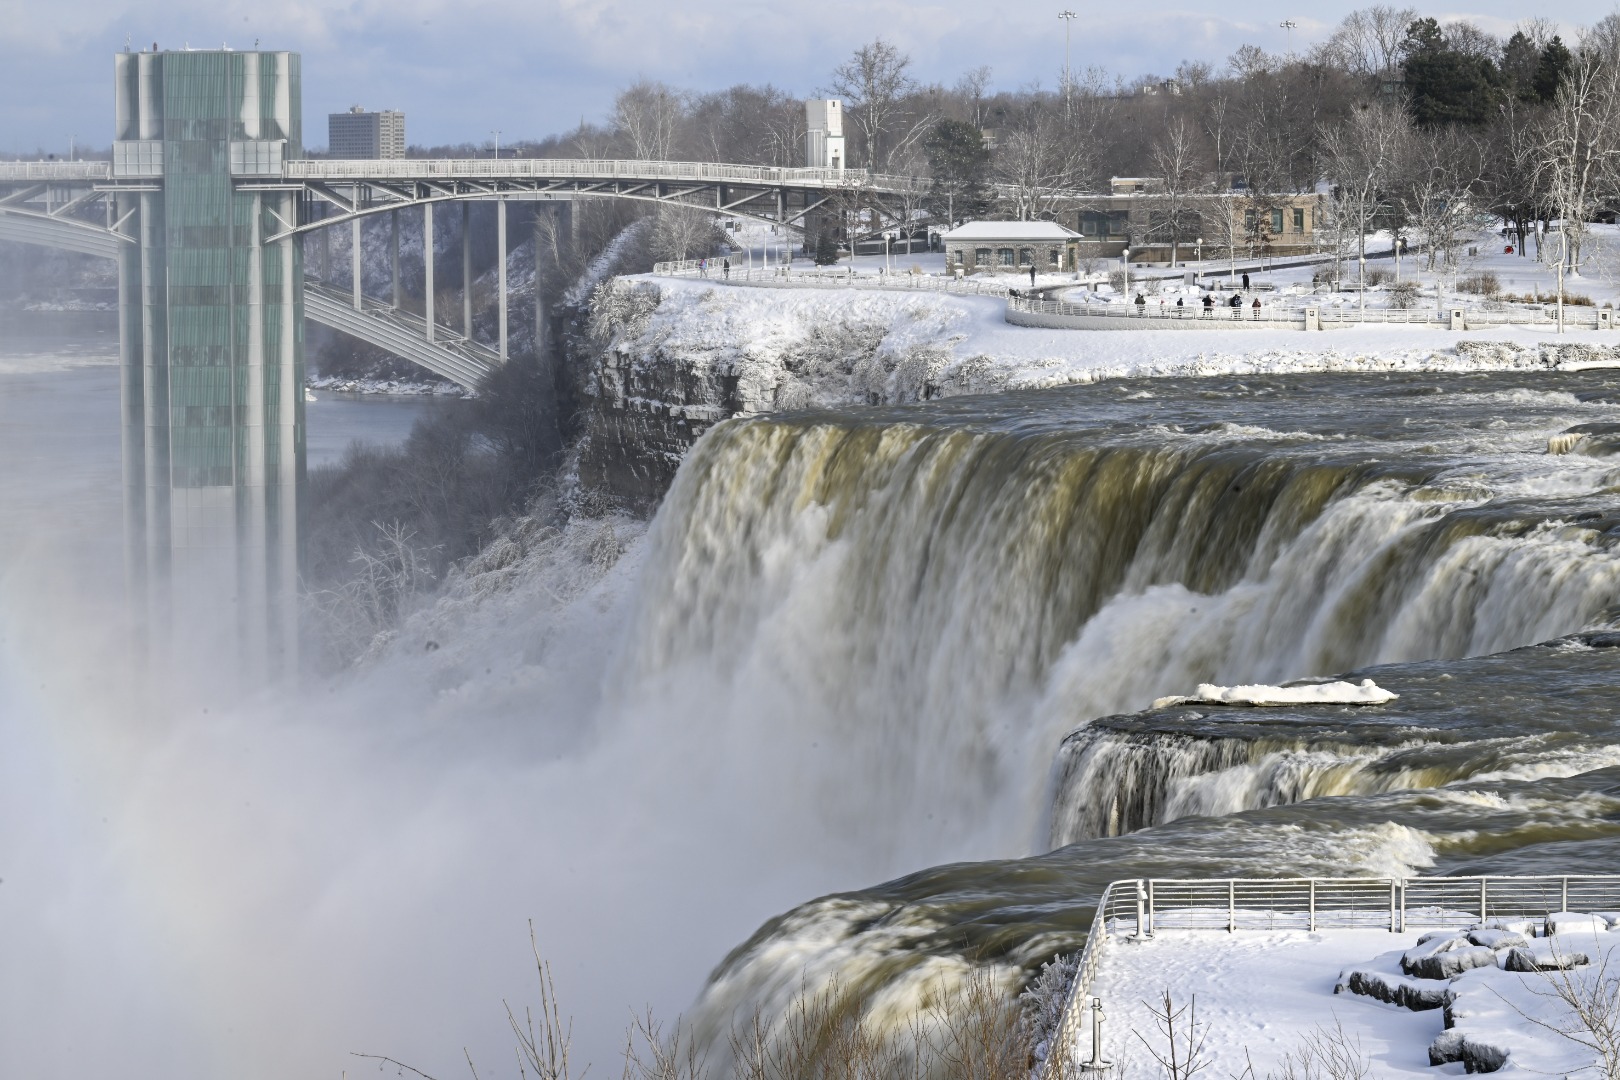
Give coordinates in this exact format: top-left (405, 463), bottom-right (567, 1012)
top-left (941, 221), bottom-right (1081, 273)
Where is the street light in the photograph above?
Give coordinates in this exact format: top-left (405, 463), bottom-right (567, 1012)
top-left (1122, 246), bottom-right (1130, 303)
top-left (1059, 11), bottom-right (1078, 114)
top-left (490, 129), bottom-right (502, 159)
top-left (1279, 20), bottom-right (1297, 55)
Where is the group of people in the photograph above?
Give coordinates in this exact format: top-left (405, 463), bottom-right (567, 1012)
top-left (696, 257), bottom-right (733, 279)
top-left (1133, 287), bottom-right (1264, 320)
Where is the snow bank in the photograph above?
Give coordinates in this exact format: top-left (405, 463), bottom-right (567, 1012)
top-left (1090, 915), bottom-right (1620, 1076)
top-left (1150, 678), bottom-right (1398, 709)
top-left (606, 277), bottom-right (1620, 413)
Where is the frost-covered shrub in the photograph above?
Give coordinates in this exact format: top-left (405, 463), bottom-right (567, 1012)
top-left (1388, 281), bottom-right (1421, 309)
top-left (1457, 272), bottom-right (1500, 297)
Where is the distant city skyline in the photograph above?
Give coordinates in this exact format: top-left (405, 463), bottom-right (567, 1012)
top-left (0, 0), bottom-right (1611, 155)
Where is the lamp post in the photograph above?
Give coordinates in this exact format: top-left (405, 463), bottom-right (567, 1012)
top-left (1059, 11), bottom-right (1078, 115)
top-left (490, 129), bottom-right (502, 159)
top-left (1279, 19), bottom-right (1297, 55)
top-left (1122, 246), bottom-right (1130, 302)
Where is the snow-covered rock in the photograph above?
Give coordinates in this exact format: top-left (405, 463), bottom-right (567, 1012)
top-left (1401, 934), bottom-right (1497, 980)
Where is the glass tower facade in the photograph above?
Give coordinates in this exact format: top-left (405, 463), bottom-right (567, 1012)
top-left (113, 50), bottom-right (305, 681)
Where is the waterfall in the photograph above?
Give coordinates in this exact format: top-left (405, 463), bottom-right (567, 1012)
top-left (618, 406), bottom-right (1620, 862)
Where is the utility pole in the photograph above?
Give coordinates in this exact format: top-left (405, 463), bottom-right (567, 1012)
top-left (1059, 11), bottom-right (1078, 116)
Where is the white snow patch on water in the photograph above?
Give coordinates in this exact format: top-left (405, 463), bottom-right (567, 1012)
top-left (1152, 678), bottom-right (1399, 709)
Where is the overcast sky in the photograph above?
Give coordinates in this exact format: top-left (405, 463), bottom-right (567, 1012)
top-left (1, 1), bottom-right (1614, 155)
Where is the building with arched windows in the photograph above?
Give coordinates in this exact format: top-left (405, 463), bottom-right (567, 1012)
top-left (940, 221), bottom-right (1080, 274)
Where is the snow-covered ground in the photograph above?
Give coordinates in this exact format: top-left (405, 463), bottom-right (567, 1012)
top-left (1087, 916), bottom-right (1620, 1076)
top-left (717, 219), bottom-right (1620, 313)
top-left (617, 274), bottom-right (1620, 411)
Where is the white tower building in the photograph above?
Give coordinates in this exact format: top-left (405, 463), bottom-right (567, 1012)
top-left (805, 99), bottom-right (846, 172)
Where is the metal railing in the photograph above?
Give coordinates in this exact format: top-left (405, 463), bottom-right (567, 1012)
top-left (1009, 294), bottom-right (1307, 328)
top-left (650, 260), bottom-right (1013, 297)
top-left (1046, 874), bottom-right (1620, 1075)
top-left (0, 161), bottom-right (112, 181)
top-left (284, 157), bottom-right (935, 195)
top-left (1009, 293), bottom-right (1608, 332)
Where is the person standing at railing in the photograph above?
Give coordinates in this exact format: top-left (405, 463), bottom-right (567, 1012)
top-left (1251, 296), bottom-right (1261, 320)
top-left (1135, 293), bottom-right (1146, 316)
top-left (723, 258), bottom-right (730, 280)
top-left (1202, 293), bottom-right (1214, 318)
top-left (1029, 264), bottom-right (1036, 288)
top-left (1176, 296), bottom-right (1185, 318)
top-left (1229, 293), bottom-right (1242, 319)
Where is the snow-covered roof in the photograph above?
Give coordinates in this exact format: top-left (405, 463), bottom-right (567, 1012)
top-left (941, 221), bottom-right (1080, 241)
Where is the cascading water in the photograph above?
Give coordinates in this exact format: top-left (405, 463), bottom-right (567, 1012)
top-left (621, 372), bottom-right (1620, 1057)
top-left (620, 375), bottom-right (1620, 867)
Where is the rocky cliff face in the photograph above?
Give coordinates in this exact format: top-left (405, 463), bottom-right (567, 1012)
top-left (566, 278), bottom-right (970, 509)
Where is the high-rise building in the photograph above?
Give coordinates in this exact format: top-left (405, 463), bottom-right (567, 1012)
top-left (804, 100), bottom-right (845, 172)
top-left (328, 106), bottom-right (405, 159)
top-left (112, 48), bottom-right (305, 682)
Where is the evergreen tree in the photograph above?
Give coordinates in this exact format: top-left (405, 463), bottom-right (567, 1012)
top-left (1400, 17), bottom-right (1505, 126)
top-left (813, 230), bottom-right (840, 266)
top-left (1501, 31), bottom-right (1540, 101)
top-left (1531, 36), bottom-right (1575, 103)
top-left (923, 118), bottom-right (992, 224)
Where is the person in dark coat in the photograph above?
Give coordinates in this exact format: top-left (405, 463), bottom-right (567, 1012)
top-left (1242, 272), bottom-right (1250, 290)
top-left (1029, 264), bottom-right (1037, 286)
top-left (1176, 296), bottom-right (1185, 317)
top-left (1229, 293), bottom-right (1242, 319)
top-left (1135, 293), bottom-right (1147, 315)
top-left (723, 258), bottom-right (731, 279)
top-left (1251, 296), bottom-right (1262, 320)
top-left (1202, 293), bottom-right (1214, 317)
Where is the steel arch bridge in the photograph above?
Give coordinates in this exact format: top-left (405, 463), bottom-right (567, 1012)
top-left (0, 156), bottom-right (931, 387)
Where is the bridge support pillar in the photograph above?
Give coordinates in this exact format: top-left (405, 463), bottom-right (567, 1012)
top-left (498, 198), bottom-right (508, 361)
top-left (424, 202), bottom-right (435, 342)
top-left (352, 216), bottom-right (361, 310)
top-left (391, 209), bottom-right (401, 309)
top-left (462, 201), bottom-right (472, 339)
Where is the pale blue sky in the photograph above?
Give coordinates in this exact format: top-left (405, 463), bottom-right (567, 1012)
top-left (0, 1), bottom-right (1613, 154)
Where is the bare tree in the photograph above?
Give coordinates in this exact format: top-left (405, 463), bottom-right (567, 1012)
top-left (1135, 990), bottom-right (1211, 1080)
top-left (649, 204), bottom-right (722, 262)
top-left (955, 66), bottom-right (994, 130)
top-left (1320, 101), bottom-right (1410, 306)
top-left (1150, 115), bottom-right (1209, 263)
top-left (827, 39), bottom-right (935, 173)
top-left (1398, 125), bottom-right (1483, 298)
top-left (995, 106), bottom-right (1080, 220)
top-left (1534, 47), bottom-right (1620, 328)
top-left (614, 80), bottom-right (684, 161)
top-left (1317, 6), bottom-right (1419, 79)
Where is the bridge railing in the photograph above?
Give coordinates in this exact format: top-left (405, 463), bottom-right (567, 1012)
top-left (0, 161), bottom-right (112, 181)
top-left (285, 157), bottom-right (934, 195)
top-left (1046, 874), bottom-right (1620, 1075)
